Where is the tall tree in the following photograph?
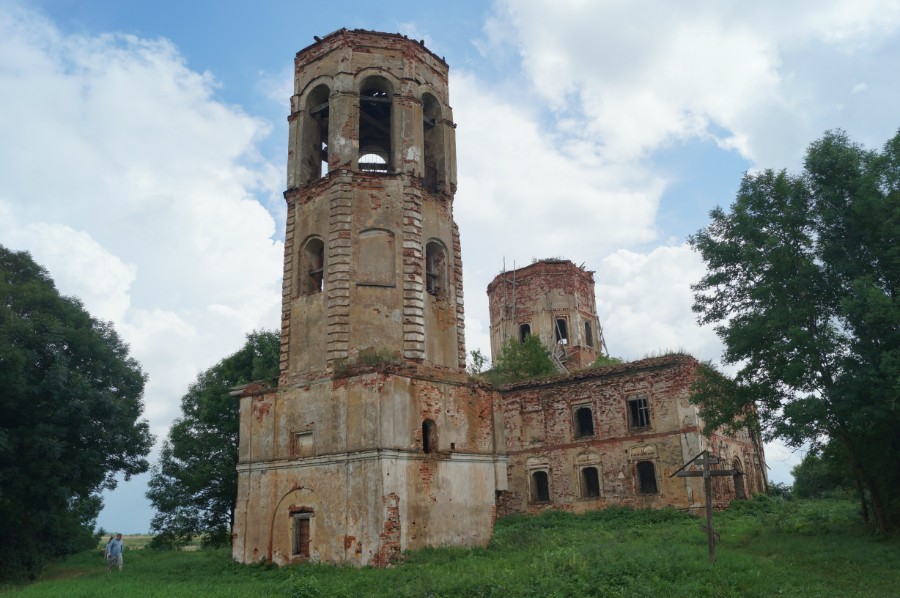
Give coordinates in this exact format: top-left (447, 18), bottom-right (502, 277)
top-left (146, 330), bottom-right (279, 546)
top-left (689, 129), bottom-right (900, 531)
top-left (0, 246), bottom-right (153, 580)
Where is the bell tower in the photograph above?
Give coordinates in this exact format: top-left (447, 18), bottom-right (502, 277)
top-left (280, 28), bottom-right (463, 383)
top-left (233, 30), bottom-right (506, 567)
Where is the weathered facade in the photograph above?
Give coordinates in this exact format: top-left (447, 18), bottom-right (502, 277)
top-left (232, 29), bottom-right (766, 567)
top-left (495, 353), bottom-right (767, 516)
top-left (232, 29), bottom-right (506, 567)
top-left (488, 259), bottom-right (605, 370)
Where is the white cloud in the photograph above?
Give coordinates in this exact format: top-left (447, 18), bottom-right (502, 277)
top-left (488, 0), bottom-right (900, 168)
top-left (453, 69), bottom-right (669, 361)
top-left (596, 244), bottom-right (719, 361)
top-left (0, 7), bottom-right (283, 436)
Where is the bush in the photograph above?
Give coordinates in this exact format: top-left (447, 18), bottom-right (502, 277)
top-left (485, 336), bottom-right (556, 384)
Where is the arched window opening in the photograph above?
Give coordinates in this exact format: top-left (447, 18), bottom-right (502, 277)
top-left (733, 458), bottom-right (746, 499)
top-left (359, 78), bottom-right (392, 173)
top-left (359, 152), bottom-right (388, 173)
top-left (531, 471), bottom-right (550, 503)
top-left (555, 318), bottom-right (568, 345)
top-left (299, 237), bottom-right (325, 296)
top-left (425, 241), bottom-right (447, 297)
top-left (518, 323), bottom-right (531, 343)
top-left (581, 467), bottom-right (601, 498)
top-left (422, 419), bottom-right (437, 453)
top-left (291, 511), bottom-right (313, 558)
top-left (422, 92), bottom-right (444, 192)
top-left (636, 461), bottom-right (658, 494)
top-left (301, 84), bottom-right (330, 185)
top-left (584, 322), bottom-right (594, 348)
top-left (574, 407), bottom-right (594, 438)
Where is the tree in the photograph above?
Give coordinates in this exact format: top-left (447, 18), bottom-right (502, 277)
top-left (486, 335), bottom-right (557, 384)
top-left (689, 129), bottom-right (900, 531)
top-left (791, 443), bottom-right (855, 500)
top-left (0, 246), bottom-right (153, 580)
top-left (146, 330), bottom-right (279, 547)
top-left (467, 348), bottom-right (490, 376)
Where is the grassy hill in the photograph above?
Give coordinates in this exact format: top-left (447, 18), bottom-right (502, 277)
top-left (6, 496), bottom-right (898, 597)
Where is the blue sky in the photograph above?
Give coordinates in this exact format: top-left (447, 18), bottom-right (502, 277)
top-left (2, 1), bottom-right (898, 533)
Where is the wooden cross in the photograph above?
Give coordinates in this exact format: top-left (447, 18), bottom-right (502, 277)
top-left (670, 450), bottom-right (738, 563)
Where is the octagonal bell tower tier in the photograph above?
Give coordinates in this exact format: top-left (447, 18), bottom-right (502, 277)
top-left (281, 29), bottom-right (463, 384)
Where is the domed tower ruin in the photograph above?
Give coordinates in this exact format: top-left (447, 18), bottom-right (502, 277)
top-left (487, 259), bottom-right (606, 371)
top-left (232, 30), bottom-right (506, 567)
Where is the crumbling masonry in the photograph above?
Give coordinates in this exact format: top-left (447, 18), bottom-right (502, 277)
top-left (231, 29), bottom-right (767, 566)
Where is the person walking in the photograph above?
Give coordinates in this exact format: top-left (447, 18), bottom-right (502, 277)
top-left (105, 533), bottom-right (124, 572)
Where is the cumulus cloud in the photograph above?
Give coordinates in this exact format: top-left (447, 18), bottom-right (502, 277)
top-left (0, 6), bottom-right (284, 438)
top-left (486, 0), bottom-right (900, 168)
top-left (453, 71), bottom-right (668, 359)
top-left (596, 244), bottom-right (719, 361)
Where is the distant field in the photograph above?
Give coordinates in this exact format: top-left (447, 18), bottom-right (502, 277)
top-left (96, 535), bottom-right (154, 550)
top-left (10, 497), bottom-right (900, 597)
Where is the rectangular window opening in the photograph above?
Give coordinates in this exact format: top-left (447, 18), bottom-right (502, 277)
top-left (555, 318), bottom-right (568, 345)
top-left (530, 471), bottom-right (550, 503)
top-left (628, 396), bottom-right (651, 429)
top-left (581, 467), bottom-right (601, 498)
top-left (637, 461), bottom-right (658, 494)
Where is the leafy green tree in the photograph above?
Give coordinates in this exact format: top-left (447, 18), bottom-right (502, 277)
top-left (486, 335), bottom-right (557, 384)
top-left (0, 246), bottom-right (153, 580)
top-left (146, 330), bottom-right (279, 547)
top-left (689, 129), bottom-right (900, 531)
top-left (791, 443), bottom-right (855, 500)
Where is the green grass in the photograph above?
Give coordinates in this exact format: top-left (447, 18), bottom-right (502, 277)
top-left (6, 497), bottom-right (898, 597)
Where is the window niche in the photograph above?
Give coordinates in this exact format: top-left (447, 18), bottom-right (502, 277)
top-left (580, 466), bottom-right (601, 498)
top-left (298, 237), bottom-right (325, 296)
top-left (425, 241), bottom-right (448, 297)
top-left (555, 318), bottom-right (568, 345)
top-left (292, 431), bottom-right (314, 458)
top-left (584, 321), bottom-right (594, 348)
top-left (627, 395), bottom-right (651, 429)
top-left (573, 406), bottom-right (594, 438)
top-left (733, 458), bottom-right (746, 499)
top-left (636, 461), bottom-right (658, 494)
top-left (518, 323), bottom-right (531, 343)
top-left (530, 470), bottom-right (550, 503)
top-left (422, 419), bottom-right (437, 454)
top-left (358, 77), bottom-right (392, 174)
top-left (300, 84), bottom-right (330, 185)
top-left (357, 229), bottom-right (395, 287)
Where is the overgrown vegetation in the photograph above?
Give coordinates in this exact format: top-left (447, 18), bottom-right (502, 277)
top-left (592, 353), bottom-right (623, 367)
top-left (484, 335), bottom-right (557, 384)
top-left (10, 497), bottom-right (899, 597)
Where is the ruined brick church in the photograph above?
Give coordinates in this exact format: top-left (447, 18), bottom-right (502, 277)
top-left (231, 29), bottom-right (767, 566)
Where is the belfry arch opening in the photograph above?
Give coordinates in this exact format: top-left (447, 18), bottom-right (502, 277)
top-left (301, 84), bottom-right (330, 185)
top-left (359, 77), bottom-right (392, 174)
top-left (422, 92), bottom-right (444, 191)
